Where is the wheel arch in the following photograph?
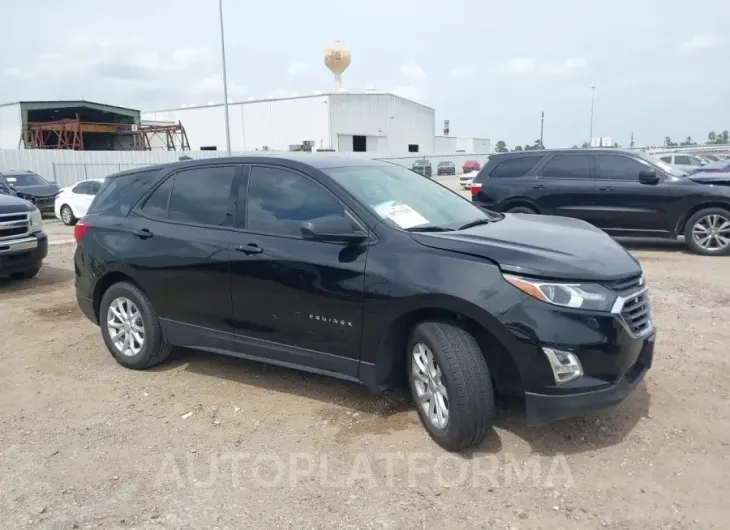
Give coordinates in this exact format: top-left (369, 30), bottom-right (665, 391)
top-left (501, 197), bottom-right (540, 213)
top-left (365, 297), bottom-right (522, 395)
top-left (93, 270), bottom-right (146, 323)
top-left (676, 201), bottom-right (730, 234)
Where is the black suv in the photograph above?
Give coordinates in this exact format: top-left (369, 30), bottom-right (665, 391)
top-left (470, 148), bottom-right (730, 256)
top-left (74, 156), bottom-right (654, 450)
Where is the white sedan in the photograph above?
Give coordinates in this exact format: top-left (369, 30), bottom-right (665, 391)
top-left (459, 170), bottom-right (479, 190)
top-left (54, 178), bottom-right (104, 226)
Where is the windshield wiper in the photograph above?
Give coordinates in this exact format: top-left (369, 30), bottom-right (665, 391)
top-left (405, 225), bottom-right (454, 232)
top-left (457, 218), bottom-right (493, 230)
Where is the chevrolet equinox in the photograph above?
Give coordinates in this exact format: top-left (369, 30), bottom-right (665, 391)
top-left (75, 155), bottom-right (655, 451)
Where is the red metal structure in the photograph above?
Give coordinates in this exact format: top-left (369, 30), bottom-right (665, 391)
top-left (23, 117), bottom-right (190, 151)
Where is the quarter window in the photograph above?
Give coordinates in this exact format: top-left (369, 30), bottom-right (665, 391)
top-left (489, 157), bottom-right (540, 179)
top-left (596, 155), bottom-right (648, 180)
top-left (541, 155), bottom-right (591, 179)
top-left (245, 166), bottom-right (345, 236)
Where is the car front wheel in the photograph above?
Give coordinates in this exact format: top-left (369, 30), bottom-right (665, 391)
top-left (99, 282), bottom-right (172, 369)
top-left (684, 208), bottom-right (730, 256)
top-left (407, 321), bottom-right (495, 451)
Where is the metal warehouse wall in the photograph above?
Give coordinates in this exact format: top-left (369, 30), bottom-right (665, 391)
top-left (143, 96), bottom-right (331, 152)
top-left (0, 103), bottom-right (22, 149)
top-left (434, 136), bottom-right (492, 154)
top-left (0, 149), bottom-right (491, 187)
top-left (329, 94), bottom-right (435, 155)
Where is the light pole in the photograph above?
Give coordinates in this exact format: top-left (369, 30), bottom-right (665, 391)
top-left (218, 0), bottom-right (232, 156)
top-left (589, 85), bottom-right (596, 144)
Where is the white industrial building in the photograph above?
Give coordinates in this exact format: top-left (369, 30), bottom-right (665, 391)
top-left (143, 92), bottom-right (488, 156)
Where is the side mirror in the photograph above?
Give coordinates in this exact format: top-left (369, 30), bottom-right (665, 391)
top-left (300, 216), bottom-right (368, 244)
top-left (639, 169), bottom-right (660, 185)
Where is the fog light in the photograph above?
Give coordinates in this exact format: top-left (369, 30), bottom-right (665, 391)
top-left (542, 347), bottom-right (583, 384)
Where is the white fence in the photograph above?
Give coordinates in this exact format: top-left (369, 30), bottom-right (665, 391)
top-left (0, 149), bottom-right (491, 187)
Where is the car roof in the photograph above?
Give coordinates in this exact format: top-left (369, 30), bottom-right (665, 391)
top-left (0, 169), bottom-right (42, 176)
top-left (106, 154), bottom-right (395, 179)
top-left (487, 148), bottom-right (648, 159)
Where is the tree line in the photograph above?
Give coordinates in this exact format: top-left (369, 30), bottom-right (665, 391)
top-left (493, 130), bottom-right (730, 153)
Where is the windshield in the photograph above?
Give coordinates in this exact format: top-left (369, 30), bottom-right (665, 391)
top-left (637, 152), bottom-right (688, 177)
top-left (324, 163), bottom-right (496, 230)
top-left (4, 172), bottom-right (49, 186)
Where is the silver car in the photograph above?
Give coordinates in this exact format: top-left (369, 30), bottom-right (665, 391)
top-left (657, 153), bottom-right (706, 173)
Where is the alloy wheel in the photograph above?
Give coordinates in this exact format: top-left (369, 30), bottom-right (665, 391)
top-left (61, 206), bottom-right (72, 224)
top-left (107, 297), bottom-right (145, 357)
top-left (692, 214), bottom-right (730, 251)
top-left (411, 342), bottom-right (449, 429)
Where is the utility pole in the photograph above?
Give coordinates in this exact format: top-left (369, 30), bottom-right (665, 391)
top-left (630, 131), bottom-right (635, 149)
top-left (589, 85), bottom-right (596, 144)
top-left (218, 0), bottom-right (232, 156)
top-left (540, 111), bottom-right (544, 148)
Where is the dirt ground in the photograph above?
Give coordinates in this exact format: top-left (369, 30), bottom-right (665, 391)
top-left (1, 215), bottom-right (729, 529)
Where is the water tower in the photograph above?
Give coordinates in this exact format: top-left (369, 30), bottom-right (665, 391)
top-left (324, 41), bottom-right (351, 91)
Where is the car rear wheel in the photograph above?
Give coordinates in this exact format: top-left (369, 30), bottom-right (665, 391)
top-left (507, 206), bottom-right (537, 214)
top-left (60, 204), bottom-right (77, 226)
top-left (407, 321), bottom-right (495, 451)
top-left (99, 282), bottom-right (172, 369)
top-left (684, 208), bottom-right (730, 256)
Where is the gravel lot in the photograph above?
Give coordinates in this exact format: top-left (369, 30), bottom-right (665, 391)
top-left (1, 187), bottom-right (729, 529)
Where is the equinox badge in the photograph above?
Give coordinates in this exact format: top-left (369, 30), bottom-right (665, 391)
top-left (309, 314), bottom-right (353, 327)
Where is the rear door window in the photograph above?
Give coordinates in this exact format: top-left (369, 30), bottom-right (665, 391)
top-left (488, 156), bottom-right (540, 179)
top-left (540, 155), bottom-right (592, 179)
top-left (674, 155), bottom-right (692, 165)
top-left (141, 166), bottom-right (237, 226)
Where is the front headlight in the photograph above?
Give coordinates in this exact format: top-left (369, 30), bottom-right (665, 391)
top-left (30, 208), bottom-right (43, 233)
top-left (503, 274), bottom-right (616, 312)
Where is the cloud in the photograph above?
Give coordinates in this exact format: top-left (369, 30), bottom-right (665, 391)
top-left (502, 58), bottom-right (537, 74)
top-left (542, 57), bottom-right (588, 76)
top-left (679, 34), bottom-right (716, 55)
top-left (449, 66), bottom-right (471, 78)
top-left (267, 88), bottom-right (298, 99)
top-left (288, 61), bottom-right (311, 75)
top-left (392, 84), bottom-right (425, 103)
top-left (400, 60), bottom-right (427, 80)
top-left (191, 75), bottom-right (246, 98)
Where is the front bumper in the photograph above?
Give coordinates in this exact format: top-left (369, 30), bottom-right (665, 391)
top-left (525, 333), bottom-right (654, 426)
top-left (0, 232), bottom-right (48, 274)
top-left (494, 295), bottom-right (655, 426)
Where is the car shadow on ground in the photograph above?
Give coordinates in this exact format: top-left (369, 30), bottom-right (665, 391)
top-left (615, 237), bottom-right (688, 253)
top-left (154, 348), bottom-right (650, 457)
top-left (0, 266), bottom-right (74, 298)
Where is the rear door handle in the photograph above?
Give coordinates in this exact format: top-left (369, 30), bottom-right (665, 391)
top-left (235, 243), bottom-right (263, 255)
top-left (132, 228), bottom-right (153, 239)
top-left (598, 186), bottom-right (615, 192)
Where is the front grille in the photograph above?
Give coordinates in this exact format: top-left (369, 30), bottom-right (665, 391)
top-left (607, 274), bottom-right (644, 296)
top-left (619, 291), bottom-right (652, 337)
top-left (0, 212), bottom-right (30, 241)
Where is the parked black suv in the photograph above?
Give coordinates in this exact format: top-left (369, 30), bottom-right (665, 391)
top-left (0, 170), bottom-right (60, 216)
top-left (470, 148), bottom-right (730, 255)
top-left (75, 156), bottom-right (654, 450)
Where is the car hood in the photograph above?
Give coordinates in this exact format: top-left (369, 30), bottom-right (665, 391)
top-left (13, 184), bottom-right (60, 197)
top-left (0, 193), bottom-right (34, 212)
top-left (687, 172), bottom-right (730, 185)
top-left (410, 213), bottom-right (641, 281)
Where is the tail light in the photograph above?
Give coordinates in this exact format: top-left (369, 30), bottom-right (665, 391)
top-left (470, 183), bottom-right (482, 195)
top-left (74, 220), bottom-right (89, 242)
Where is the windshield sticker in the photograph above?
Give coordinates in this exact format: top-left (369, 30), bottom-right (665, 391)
top-left (374, 203), bottom-right (429, 229)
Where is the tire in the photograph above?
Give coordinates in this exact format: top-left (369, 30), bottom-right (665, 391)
top-left (99, 281), bottom-right (172, 369)
top-left (507, 206), bottom-right (537, 214)
top-left (407, 321), bottom-right (495, 451)
top-left (60, 204), bottom-right (77, 226)
top-left (9, 267), bottom-right (41, 280)
top-left (684, 207), bottom-right (730, 256)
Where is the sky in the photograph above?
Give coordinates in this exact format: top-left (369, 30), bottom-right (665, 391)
top-left (1, 0), bottom-right (728, 149)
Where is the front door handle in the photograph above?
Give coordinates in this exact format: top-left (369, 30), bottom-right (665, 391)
top-left (532, 184), bottom-right (547, 190)
top-left (598, 186), bottom-right (615, 192)
top-left (132, 228), bottom-right (153, 239)
top-left (235, 243), bottom-right (263, 255)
